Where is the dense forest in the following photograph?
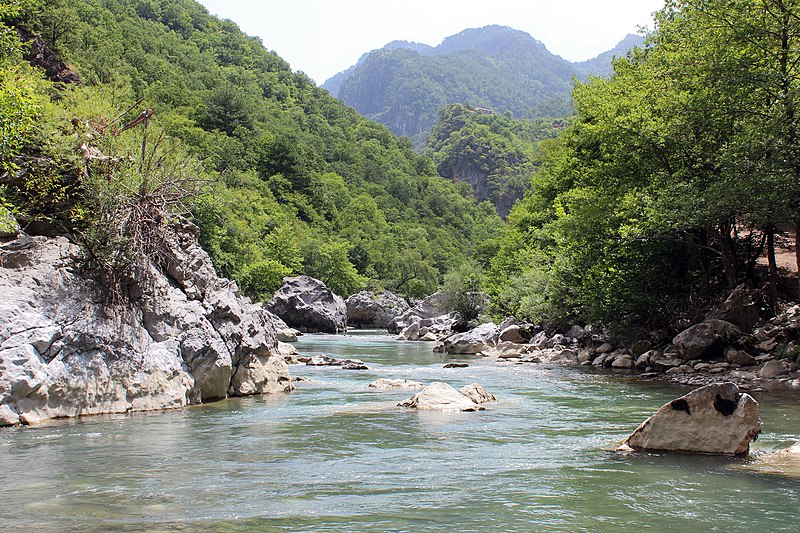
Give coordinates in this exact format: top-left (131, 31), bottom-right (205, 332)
top-left (3, 0), bottom-right (799, 336)
top-left (425, 104), bottom-right (564, 217)
top-left (484, 0), bottom-right (800, 333)
top-left (0, 0), bottom-right (501, 302)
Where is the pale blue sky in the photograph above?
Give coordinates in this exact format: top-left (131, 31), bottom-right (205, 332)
top-left (196, 0), bottom-right (665, 84)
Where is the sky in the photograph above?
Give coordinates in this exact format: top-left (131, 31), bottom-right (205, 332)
top-left (195, 0), bottom-right (665, 85)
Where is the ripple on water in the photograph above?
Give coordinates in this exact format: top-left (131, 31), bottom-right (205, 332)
top-left (2, 333), bottom-right (800, 531)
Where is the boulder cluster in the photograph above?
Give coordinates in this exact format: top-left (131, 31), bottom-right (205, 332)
top-left (425, 286), bottom-right (800, 392)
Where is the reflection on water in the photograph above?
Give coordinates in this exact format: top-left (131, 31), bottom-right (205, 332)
top-left (1, 332), bottom-right (799, 532)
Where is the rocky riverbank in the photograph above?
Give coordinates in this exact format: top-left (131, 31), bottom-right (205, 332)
top-left (0, 220), bottom-right (292, 427)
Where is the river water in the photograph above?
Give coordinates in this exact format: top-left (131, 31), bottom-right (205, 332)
top-left (2, 332), bottom-right (800, 532)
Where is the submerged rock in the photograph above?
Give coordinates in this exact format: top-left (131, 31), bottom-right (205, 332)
top-left (266, 276), bottom-right (347, 334)
top-left (621, 382), bottom-right (762, 455)
top-left (398, 382), bottom-right (484, 411)
top-left (368, 379), bottom-right (424, 390)
top-left (0, 222), bottom-right (292, 427)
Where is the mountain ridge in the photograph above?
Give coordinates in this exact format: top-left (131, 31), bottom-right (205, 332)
top-left (322, 26), bottom-right (644, 144)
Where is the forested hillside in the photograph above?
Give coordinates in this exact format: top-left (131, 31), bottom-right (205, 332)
top-left (1, 0), bottom-right (501, 300)
top-left (327, 26), bottom-right (643, 147)
top-left (485, 0), bottom-right (800, 332)
top-left (425, 104), bottom-right (564, 217)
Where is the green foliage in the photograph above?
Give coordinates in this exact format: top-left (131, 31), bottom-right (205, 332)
top-left (487, 0), bottom-right (800, 328)
top-left (6, 0), bottom-right (502, 301)
top-left (426, 103), bottom-right (563, 217)
top-left (239, 259), bottom-right (291, 302)
top-left (441, 259), bottom-right (487, 322)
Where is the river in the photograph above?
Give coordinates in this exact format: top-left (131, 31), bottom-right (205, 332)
top-left (2, 331), bottom-right (800, 531)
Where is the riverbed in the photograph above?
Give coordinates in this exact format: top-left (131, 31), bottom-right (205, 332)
top-left (2, 332), bottom-right (799, 531)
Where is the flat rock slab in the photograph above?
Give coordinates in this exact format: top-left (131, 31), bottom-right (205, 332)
top-left (621, 382), bottom-right (762, 455)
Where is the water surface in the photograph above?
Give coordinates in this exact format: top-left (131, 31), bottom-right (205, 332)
top-left (2, 332), bottom-right (799, 531)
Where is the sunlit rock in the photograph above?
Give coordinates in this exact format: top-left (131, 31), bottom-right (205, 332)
top-left (620, 382), bottom-right (762, 455)
top-left (398, 382), bottom-right (484, 411)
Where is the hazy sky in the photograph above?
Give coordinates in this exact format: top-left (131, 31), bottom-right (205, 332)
top-left (195, 0), bottom-right (665, 84)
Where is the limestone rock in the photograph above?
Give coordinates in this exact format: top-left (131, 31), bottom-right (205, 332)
top-left (621, 382), bottom-right (762, 455)
top-left (726, 349), bottom-right (756, 367)
top-left (442, 323), bottom-right (499, 354)
top-left (759, 359), bottom-right (790, 378)
top-left (388, 292), bottom-right (446, 334)
top-left (672, 319), bottom-right (742, 360)
top-left (706, 284), bottom-right (760, 333)
top-left (398, 382), bottom-right (484, 411)
top-left (267, 312), bottom-right (301, 342)
top-left (0, 221), bottom-right (291, 427)
top-left (459, 383), bottom-right (496, 404)
top-left (611, 354), bottom-right (634, 369)
top-left (368, 379), bottom-right (424, 390)
top-left (346, 290), bottom-right (410, 329)
top-left (498, 325), bottom-right (530, 344)
top-left (266, 276), bottom-right (347, 334)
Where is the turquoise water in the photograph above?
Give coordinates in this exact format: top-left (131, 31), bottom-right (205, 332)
top-left (1, 332), bottom-right (799, 532)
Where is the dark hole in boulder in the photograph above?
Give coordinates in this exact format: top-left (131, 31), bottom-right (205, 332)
top-left (714, 394), bottom-right (737, 417)
top-left (670, 398), bottom-right (691, 415)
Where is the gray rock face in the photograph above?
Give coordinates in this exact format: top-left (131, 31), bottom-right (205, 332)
top-left (388, 292), bottom-right (446, 334)
top-left (0, 222), bottom-right (292, 427)
top-left (443, 323), bottom-right (499, 354)
top-left (622, 382), bottom-right (762, 455)
top-left (398, 382), bottom-right (485, 411)
top-left (672, 319), bottom-right (742, 360)
top-left (346, 290), bottom-right (410, 329)
top-left (706, 284), bottom-right (760, 333)
top-left (266, 276), bottom-right (347, 334)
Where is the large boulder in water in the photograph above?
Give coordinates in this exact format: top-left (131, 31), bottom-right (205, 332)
top-left (266, 276), bottom-right (347, 334)
top-left (398, 382), bottom-right (485, 411)
top-left (0, 221), bottom-right (293, 427)
top-left (672, 319), bottom-right (742, 360)
top-left (388, 292), bottom-right (447, 333)
top-left (346, 290), bottom-right (410, 329)
top-left (621, 382), bottom-right (762, 455)
top-left (443, 323), bottom-right (499, 354)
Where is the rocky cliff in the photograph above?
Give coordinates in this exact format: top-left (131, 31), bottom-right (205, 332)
top-left (0, 220), bottom-right (292, 427)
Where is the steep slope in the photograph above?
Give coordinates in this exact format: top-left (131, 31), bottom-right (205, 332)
top-left (327, 27), bottom-right (643, 144)
top-left (10, 0), bottom-right (502, 300)
top-left (425, 104), bottom-right (565, 217)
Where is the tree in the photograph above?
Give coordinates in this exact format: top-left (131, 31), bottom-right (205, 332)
top-left (442, 259), bottom-right (487, 322)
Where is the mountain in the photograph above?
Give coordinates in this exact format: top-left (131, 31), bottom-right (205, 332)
top-left (576, 34), bottom-right (646, 76)
top-left (324, 26), bottom-right (644, 145)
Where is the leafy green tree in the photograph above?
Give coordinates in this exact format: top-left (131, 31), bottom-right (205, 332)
top-left (442, 259), bottom-right (487, 322)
